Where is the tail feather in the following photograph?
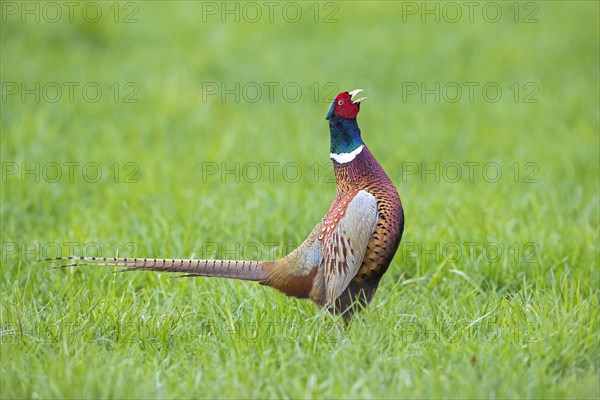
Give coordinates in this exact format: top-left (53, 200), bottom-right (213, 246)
top-left (44, 256), bottom-right (268, 281)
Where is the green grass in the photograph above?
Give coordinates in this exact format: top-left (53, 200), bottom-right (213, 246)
top-left (1, 1), bottom-right (599, 398)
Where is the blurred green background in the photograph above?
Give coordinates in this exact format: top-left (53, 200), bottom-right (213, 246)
top-left (1, 1), bottom-right (598, 399)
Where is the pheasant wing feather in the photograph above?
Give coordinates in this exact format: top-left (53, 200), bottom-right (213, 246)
top-left (322, 190), bottom-right (378, 306)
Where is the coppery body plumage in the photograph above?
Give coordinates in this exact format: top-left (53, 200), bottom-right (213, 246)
top-left (329, 146), bottom-right (404, 315)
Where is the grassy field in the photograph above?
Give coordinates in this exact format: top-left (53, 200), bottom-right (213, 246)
top-left (1, 1), bottom-right (598, 398)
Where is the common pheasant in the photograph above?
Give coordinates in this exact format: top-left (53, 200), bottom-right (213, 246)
top-left (48, 90), bottom-right (405, 321)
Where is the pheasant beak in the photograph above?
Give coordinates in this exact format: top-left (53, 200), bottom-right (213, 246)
top-left (349, 89), bottom-right (366, 104)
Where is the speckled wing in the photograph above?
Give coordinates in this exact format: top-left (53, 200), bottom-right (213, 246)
top-left (322, 190), bottom-right (378, 306)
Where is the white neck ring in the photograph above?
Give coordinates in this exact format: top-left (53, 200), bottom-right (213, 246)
top-left (330, 145), bottom-right (365, 164)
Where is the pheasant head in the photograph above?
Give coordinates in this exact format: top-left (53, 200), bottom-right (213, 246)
top-left (327, 89), bottom-right (367, 164)
top-left (326, 89), bottom-right (366, 120)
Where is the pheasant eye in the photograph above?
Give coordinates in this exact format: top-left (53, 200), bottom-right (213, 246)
top-left (337, 100), bottom-right (344, 106)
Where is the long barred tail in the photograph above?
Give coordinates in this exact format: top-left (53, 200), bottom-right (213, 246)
top-left (44, 256), bottom-right (268, 281)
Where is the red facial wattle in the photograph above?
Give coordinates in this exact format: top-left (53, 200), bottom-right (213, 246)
top-left (326, 89), bottom-right (367, 120)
